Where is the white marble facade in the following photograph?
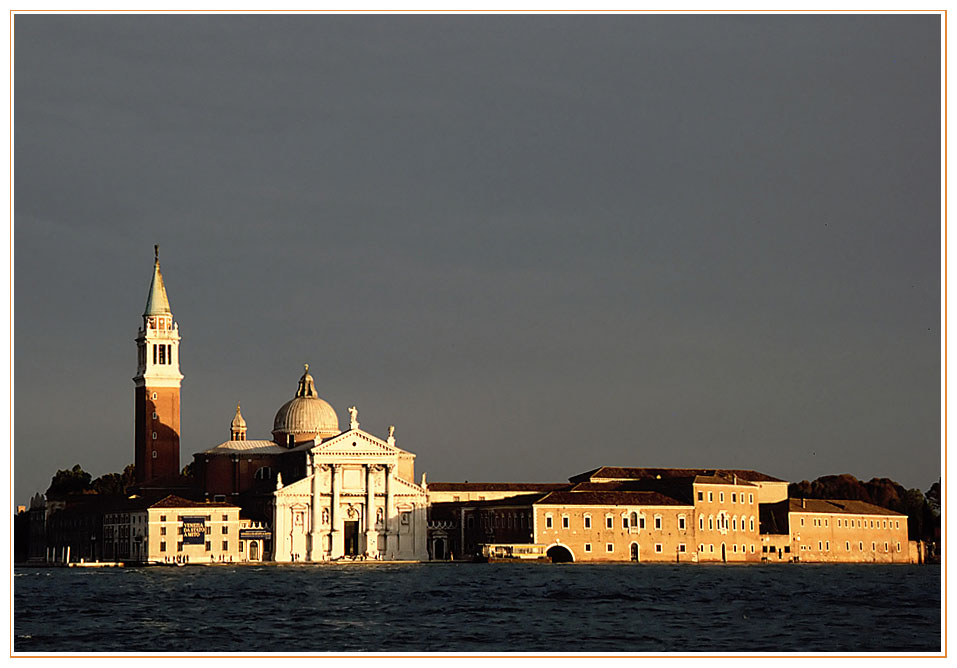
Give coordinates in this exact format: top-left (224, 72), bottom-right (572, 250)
top-left (272, 428), bottom-right (428, 562)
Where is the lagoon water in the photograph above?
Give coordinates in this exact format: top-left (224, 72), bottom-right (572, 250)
top-left (14, 563), bottom-right (940, 653)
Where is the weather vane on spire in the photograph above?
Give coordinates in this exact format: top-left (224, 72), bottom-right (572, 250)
top-left (154, 244), bottom-right (159, 262)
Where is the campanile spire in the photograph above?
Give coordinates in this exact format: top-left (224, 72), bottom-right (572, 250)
top-left (134, 245), bottom-right (183, 483)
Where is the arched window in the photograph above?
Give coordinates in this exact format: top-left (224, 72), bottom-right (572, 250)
top-left (254, 467), bottom-right (272, 480)
top-left (629, 511), bottom-right (638, 527)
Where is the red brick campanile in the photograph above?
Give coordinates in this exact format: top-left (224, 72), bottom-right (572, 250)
top-left (133, 246), bottom-right (183, 483)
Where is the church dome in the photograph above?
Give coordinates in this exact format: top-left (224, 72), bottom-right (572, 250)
top-left (272, 365), bottom-right (340, 445)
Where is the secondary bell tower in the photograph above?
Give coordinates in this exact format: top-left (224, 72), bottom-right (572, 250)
top-left (133, 245), bottom-right (183, 483)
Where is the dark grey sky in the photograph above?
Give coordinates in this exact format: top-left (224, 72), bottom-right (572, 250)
top-left (14, 15), bottom-right (941, 505)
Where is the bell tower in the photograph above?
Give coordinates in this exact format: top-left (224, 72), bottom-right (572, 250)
top-left (133, 245), bottom-right (183, 483)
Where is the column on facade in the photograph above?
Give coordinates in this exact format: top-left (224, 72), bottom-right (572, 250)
top-left (309, 452), bottom-right (321, 561)
top-left (365, 464), bottom-right (376, 557)
top-left (384, 463), bottom-right (396, 558)
top-left (330, 464), bottom-right (341, 558)
top-left (272, 497), bottom-right (287, 561)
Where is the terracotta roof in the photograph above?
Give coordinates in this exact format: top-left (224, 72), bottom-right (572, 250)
top-left (536, 490), bottom-right (689, 507)
top-left (788, 498), bottom-right (906, 517)
top-left (427, 482), bottom-right (569, 492)
top-left (149, 494), bottom-right (240, 509)
top-left (431, 493), bottom-right (547, 509)
top-left (568, 466), bottom-right (785, 484)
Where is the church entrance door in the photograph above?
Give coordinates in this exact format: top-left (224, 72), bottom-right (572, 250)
top-left (250, 541), bottom-right (259, 561)
top-left (344, 521), bottom-right (360, 556)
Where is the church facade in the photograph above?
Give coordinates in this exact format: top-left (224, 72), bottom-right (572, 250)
top-left (195, 366), bottom-right (429, 562)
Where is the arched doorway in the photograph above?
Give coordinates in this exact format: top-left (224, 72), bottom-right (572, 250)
top-left (433, 538), bottom-right (446, 560)
top-left (250, 541), bottom-right (259, 561)
top-left (546, 545), bottom-right (574, 563)
top-left (630, 543), bottom-right (640, 562)
top-left (721, 543), bottom-right (727, 562)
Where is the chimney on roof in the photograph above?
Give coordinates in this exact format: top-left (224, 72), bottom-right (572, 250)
top-left (733, 474), bottom-right (738, 485)
top-left (802, 498), bottom-right (806, 509)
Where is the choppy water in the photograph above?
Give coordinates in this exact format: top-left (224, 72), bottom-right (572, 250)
top-left (14, 563), bottom-right (940, 653)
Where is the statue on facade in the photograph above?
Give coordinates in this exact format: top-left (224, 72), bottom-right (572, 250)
top-left (349, 405), bottom-right (359, 430)
top-left (275, 472), bottom-right (283, 489)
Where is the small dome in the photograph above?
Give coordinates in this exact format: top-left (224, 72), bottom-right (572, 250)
top-left (272, 364), bottom-right (340, 444)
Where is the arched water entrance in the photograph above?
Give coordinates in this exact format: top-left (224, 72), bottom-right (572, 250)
top-left (250, 541), bottom-right (259, 561)
top-left (630, 543), bottom-right (640, 562)
top-left (546, 545), bottom-right (574, 563)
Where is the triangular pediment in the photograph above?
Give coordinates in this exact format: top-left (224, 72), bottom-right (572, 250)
top-left (275, 475), bottom-right (312, 497)
top-left (310, 429), bottom-right (401, 458)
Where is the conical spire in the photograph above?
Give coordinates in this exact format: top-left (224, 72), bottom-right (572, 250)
top-left (144, 244), bottom-right (172, 316)
top-left (231, 403), bottom-right (247, 429)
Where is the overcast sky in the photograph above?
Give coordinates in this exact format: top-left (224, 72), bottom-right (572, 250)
top-left (13, 14), bottom-right (941, 505)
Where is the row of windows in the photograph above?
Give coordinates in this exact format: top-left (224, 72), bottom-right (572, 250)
top-left (697, 515), bottom-right (755, 532)
top-left (583, 543), bottom-right (689, 554)
top-left (544, 513), bottom-right (682, 531)
top-left (698, 543), bottom-right (756, 554)
top-left (697, 490), bottom-right (754, 505)
top-left (157, 514), bottom-right (231, 522)
top-left (159, 541), bottom-right (230, 552)
top-left (811, 541), bottom-right (902, 552)
top-left (800, 517), bottom-right (900, 530)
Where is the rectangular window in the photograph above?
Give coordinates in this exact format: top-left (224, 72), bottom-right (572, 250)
top-left (655, 544), bottom-right (663, 553)
top-left (719, 492), bottom-right (725, 503)
top-left (239, 542), bottom-right (244, 552)
top-left (160, 541), bottom-right (166, 552)
top-left (846, 541), bottom-right (850, 550)
top-left (731, 493), bottom-right (737, 503)
top-left (859, 542), bottom-right (864, 551)
top-left (177, 542), bottom-right (183, 552)
top-left (153, 344), bottom-right (157, 365)
top-left (697, 491), bottom-right (703, 501)
top-left (708, 517), bottom-right (713, 530)
top-left (584, 543), bottom-right (592, 553)
top-left (606, 516), bottom-right (613, 529)
top-left (678, 516), bottom-right (686, 530)
top-left (818, 541), bottom-right (823, 550)
top-left (222, 526), bottom-right (228, 534)
top-left (562, 516), bottom-right (569, 529)
top-left (584, 516), bottom-right (591, 529)
top-left (710, 544), bottom-right (714, 553)
top-left (606, 543), bottom-right (614, 553)
top-left (699, 517), bottom-right (704, 530)
top-left (800, 518), bottom-right (804, 527)
top-left (622, 517), bottom-right (629, 529)
top-left (158, 345), bottom-right (166, 364)
top-left (825, 541), bottom-right (829, 550)
top-left (654, 516), bottom-right (662, 530)
top-left (177, 526), bottom-right (183, 535)
top-left (546, 516), bottom-right (553, 529)
top-left (160, 527), bottom-right (166, 536)
top-left (205, 541), bottom-right (211, 552)
top-left (223, 541), bottom-right (229, 551)
top-left (872, 542), bottom-right (876, 551)
top-left (222, 514), bottom-right (229, 522)
top-left (897, 542), bottom-right (901, 552)
top-left (708, 491), bottom-right (713, 502)
top-left (639, 516), bottom-right (646, 530)
top-left (884, 542), bottom-right (888, 552)
top-left (749, 494), bottom-right (754, 504)
top-left (678, 544), bottom-right (686, 553)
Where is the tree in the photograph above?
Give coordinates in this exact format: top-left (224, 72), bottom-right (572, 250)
top-left (925, 479), bottom-right (940, 517)
top-left (46, 465), bottom-right (93, 499)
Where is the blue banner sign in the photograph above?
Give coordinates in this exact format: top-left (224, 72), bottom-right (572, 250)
top-left (182, 516), bottom-right (206, 545)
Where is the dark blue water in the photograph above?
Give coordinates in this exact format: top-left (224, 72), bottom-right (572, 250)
top-left (14, 563), bottom-right (940, 653)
